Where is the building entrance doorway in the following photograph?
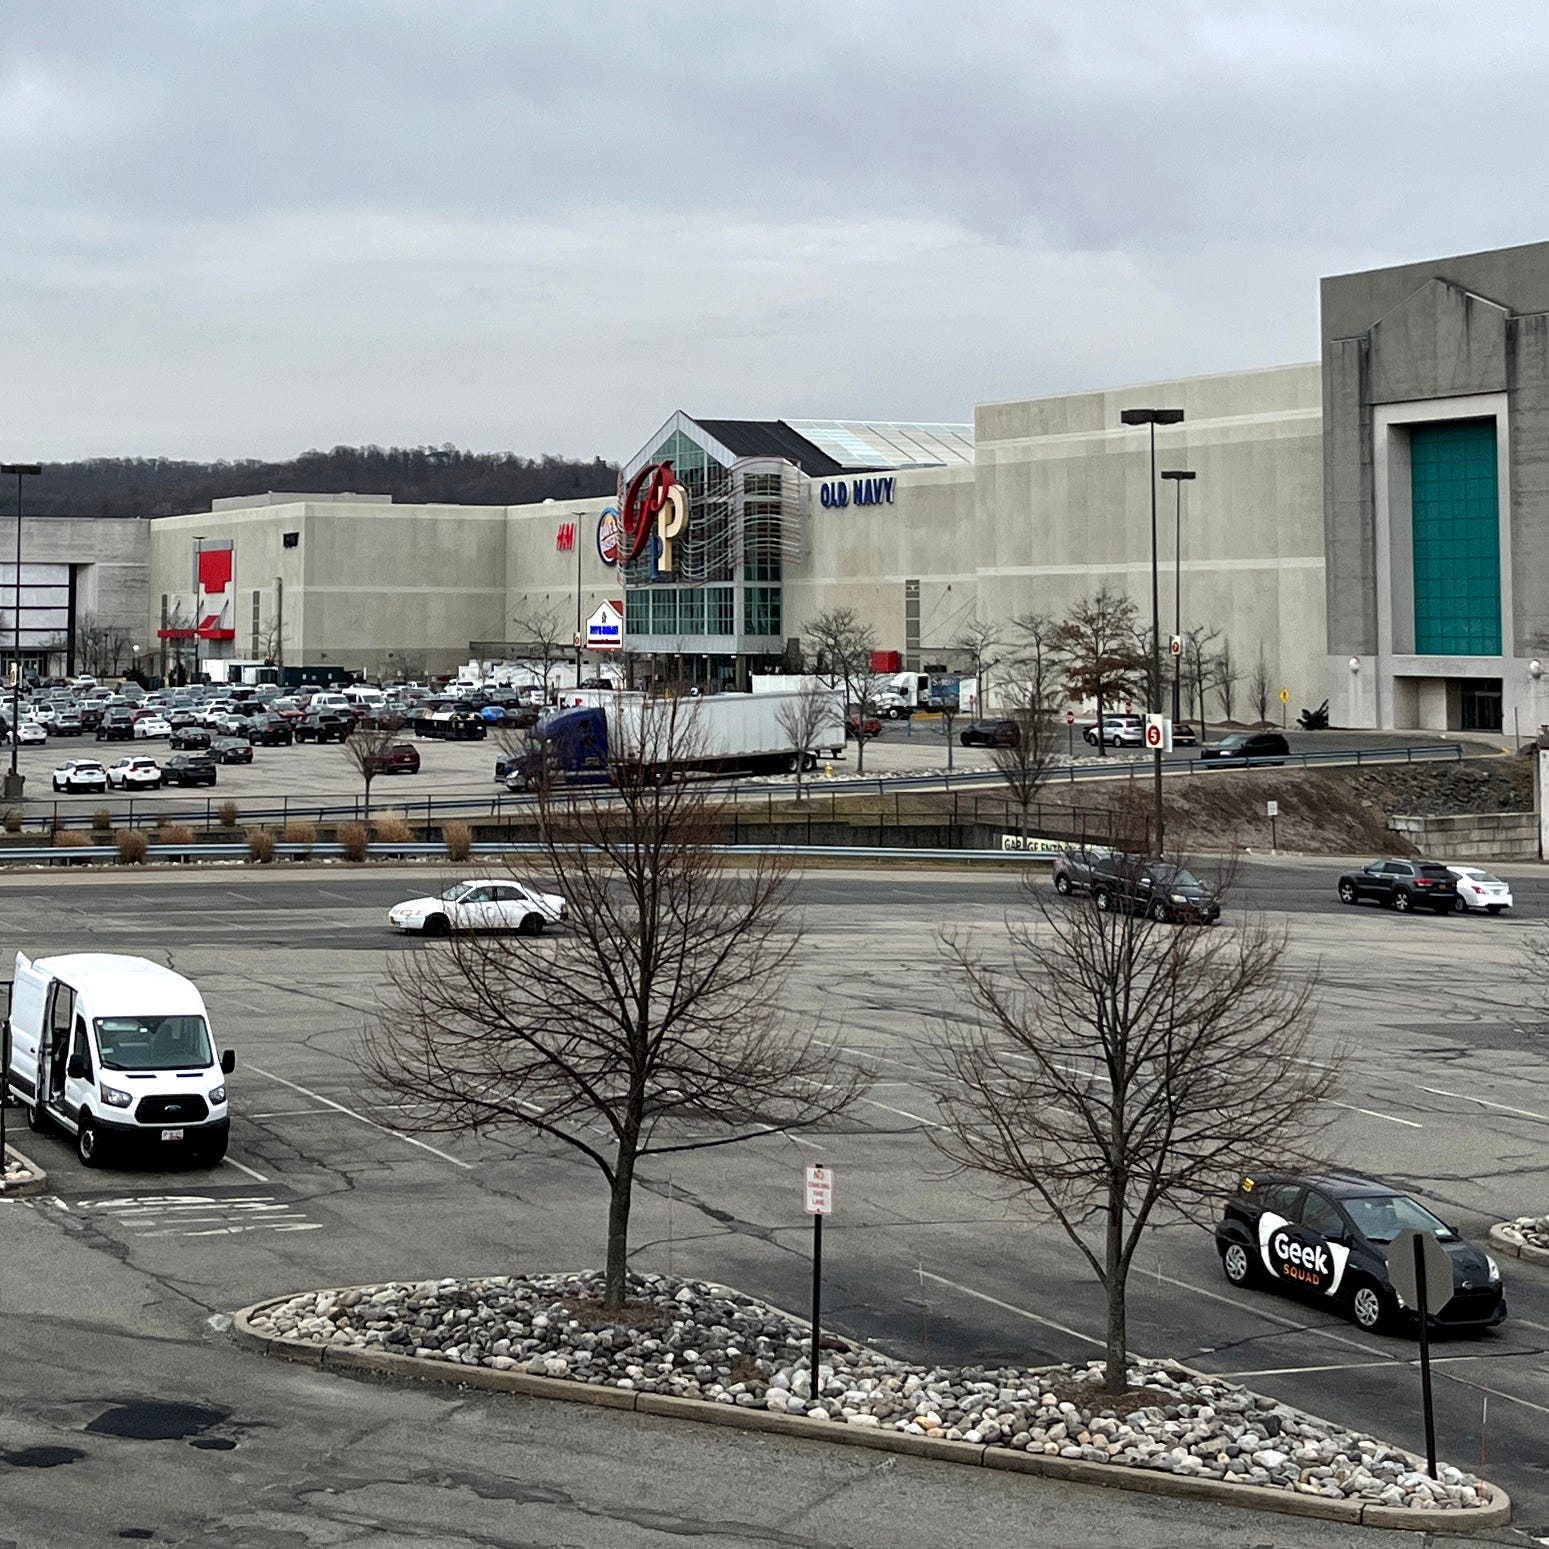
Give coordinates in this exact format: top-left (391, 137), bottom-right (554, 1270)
top-left (1460, 677), bottom-right (1502, 732)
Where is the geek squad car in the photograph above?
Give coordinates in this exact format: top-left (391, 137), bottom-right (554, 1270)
top-left (387, 878), bottom-right (568, 936)
top-left (1215, 1171), bottom-right (1506, 1334)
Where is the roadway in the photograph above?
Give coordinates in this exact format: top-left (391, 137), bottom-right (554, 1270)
top-left (2, 861), bottom-right (1546, 1542)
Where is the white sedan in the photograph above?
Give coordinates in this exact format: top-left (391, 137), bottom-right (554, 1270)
top-left (133, 715), bottom-right (172, 739)
top-left (388, 879), bottom-right (568, 936)
top-left (4, 719), bottom-right (47, 746)
top-left (1447, 865), bottom-right (1513, 915)
top-left (107, 756), bottom-right (162, 790)
top-left (52, 758), bottom-right (109, 793)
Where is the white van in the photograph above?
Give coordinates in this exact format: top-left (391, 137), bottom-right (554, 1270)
top-left (5, 952), bottom-right (233, 1168)
top-left (342, 685), bottom-right (386, 710)
top-left (308, 691), bottom-right (351, 714)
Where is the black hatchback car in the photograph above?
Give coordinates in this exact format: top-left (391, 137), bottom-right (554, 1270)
top-left (1200, 731), bottom-right (1290, 764)
top-left (1337, 858), bottom-right (1458, 914)
top-left (1089, 856), bottom-right (1221, 924)
top-left (169, 726), bottom-right (212, 751)
top-left (211, 737), bottom-right (253, 765)
top-left (161, 752), bottom-right (218, 787)
top-left (1215, 1171), bottom-right (1505, 1334)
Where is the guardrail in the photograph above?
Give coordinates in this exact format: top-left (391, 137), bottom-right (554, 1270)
top-left (6, 742), bottom-right (1470, 835)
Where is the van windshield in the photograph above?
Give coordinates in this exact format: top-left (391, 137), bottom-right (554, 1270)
top-left (95, 1015), bottom-right (214, 1071)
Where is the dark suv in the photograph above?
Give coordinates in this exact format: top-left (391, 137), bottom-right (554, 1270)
top-left (161, 752), bottom-right (218, 787)
top-left (95, 710), bottom-right (136, 742)
top-left (294, 712), bottom-right (352, 744)
top-left (363, 741), bottom-right (421, 776)
top-left (1200, 731), bottom-right (1290, 764)
top-left (1089, 856), bottom-right (1221, 924)
top-left (1215, 1170), bottom-right (1505, 1334)
top-left (1337, 858), bottom-right (1458, 914)
top-left (960, 718), bottom-right (1020, 748)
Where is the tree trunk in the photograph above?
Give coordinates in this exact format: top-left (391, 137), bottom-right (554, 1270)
top-left (1102, 1202), bottom-right (1127, 1400)
top-left (603, 1149), bottom-right (636, 1310)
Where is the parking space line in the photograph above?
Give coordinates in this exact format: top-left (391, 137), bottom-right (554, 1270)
top-left (916, 1269), bottom-right (1105, 1350)
top-left (857, 1096), bottom-right (942, 1129)
top-left (1415, 1085), bottom-right (1549, 1124)
top-left (221, 1156), bottom-right (269, 1182)
top-left (1323, 1100), bottom-right (1422, 1129)
top-left (1223, 1356), bottom-right (1502, 1377)
top-left (248, 1064), bottom-right (474, 1169)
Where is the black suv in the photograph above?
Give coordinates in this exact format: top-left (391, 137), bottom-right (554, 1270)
top-left (1089, 857), bottom-right (1221, 924)
top-left (248, 714), bottom-right (294, 746)
top-left (294, 712), bottom-right (352, 743)
top-left (1200, 731), bottom-right (1290, 764)
top-left (960, 718), bottom-right (1021, 748)
top-left (161, 752), bottom-right (218, 787)
top-left (1215, 1170), bottom-right (1505, 1334)
top-left (1337, 858), bottom-right (1458, 914)
top-left (1051, 844), bottom-right (1117, 897)
top-left (95, 710), bottom-right (136, 741)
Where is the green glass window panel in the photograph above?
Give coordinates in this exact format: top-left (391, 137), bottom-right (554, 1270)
top-left (649, 589), bottom-right (678, 634)
top-left (707, 586), bottom-right (734, 635)
top-left (678, 589), bottom-right (705, 635)
top-left (1410, 421), bottom-right (1500, 655)
top-left (624, 591), bottom-right (649, 634)
top-left (744, 585), bottom-right (782, 637)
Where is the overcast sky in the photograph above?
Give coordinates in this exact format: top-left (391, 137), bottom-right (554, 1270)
top-left (2, 1), bottom-right (1545, 463)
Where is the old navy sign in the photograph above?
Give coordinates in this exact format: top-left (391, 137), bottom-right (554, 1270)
top-left (819, 476), bottom-right (895, 509)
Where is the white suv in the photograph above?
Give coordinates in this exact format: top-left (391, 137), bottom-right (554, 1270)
top-left (107, 756), bottom-right (162, 790)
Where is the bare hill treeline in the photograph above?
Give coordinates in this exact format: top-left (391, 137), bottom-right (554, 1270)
top-left (20, 444), bottom-right (619, 518)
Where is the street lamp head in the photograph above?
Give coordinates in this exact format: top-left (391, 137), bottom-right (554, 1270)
top-left (1348, 657), bottom-right (1361, 673)
top-left (1531, 659), bottom-right (1543, 679)
top-left (1120, 408), bottom-right (1185, 427)
top-left (1161, 469), bottom-right (1197, 482)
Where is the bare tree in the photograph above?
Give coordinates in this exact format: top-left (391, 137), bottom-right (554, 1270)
top-left (362, 700), bottom-right (869, 1309)
top-left (1249, 648), bottom-right (1272, 727)
top-left (254, 610), bottom-right (287, 667)
top-left (74, 611), bottom-right (129, 677)
top-left (509, 603), bottom-right (571, 700)
top-left (804, 607), bottom-right (881, 774)
top-left (340, 723), bottom-right (397, 819)
top-left (992, 613), bottom-right (1060, 831)
top-left (930, 870), bottom-right (1335, 1394)
top-left (1213, 639), bottom-right (1242, 723)
top-left (955, 617), bottom-right (1000, 716)
top-left (1051, 587), bottom-right (1148, 756)
top-left (773, 683), bottom-right (839, 801)
top-left (1182, 625), bottom-right (1222, 741)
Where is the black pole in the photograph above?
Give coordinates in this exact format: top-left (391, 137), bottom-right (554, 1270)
top-left (1415, 1235), bottom-right (1438, 1479)
top-left (810, 1205), bottom-right (823, 1400)
top-left (1147, 423), bottom-right (1163, 857)
top-left (1172, 478), bottom-right (1182, 724)
top-left (1, 1010), bottom-right (9, 1188)
top-left (574, 519), bottom-right (583, 689)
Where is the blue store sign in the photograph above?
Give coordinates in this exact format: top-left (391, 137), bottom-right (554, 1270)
top-left (819, 476), bottom-right (896, 509)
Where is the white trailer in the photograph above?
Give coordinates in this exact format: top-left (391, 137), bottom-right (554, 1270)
top-left (5, 951), bottom-right (234, 1168)
top-left (616, 690), bottom-right (846, 774)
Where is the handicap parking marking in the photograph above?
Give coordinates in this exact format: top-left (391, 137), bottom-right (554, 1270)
top-left (70, 1191), bottom-right (321, 1237)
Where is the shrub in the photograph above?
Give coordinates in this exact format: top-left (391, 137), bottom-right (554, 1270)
top-left (115, 829), bottom-right (148, 864)
top-left (51, 829), bottom-right (92, 849)
top-left (155, 823), bottom-right (196, 847)
top-left (2, 808), bottom-right (21, 833)
top-left (281, 819), bottom-right (317, 850)
top-left (337, 820), bottom-right (369, 862)
top-left (442, 821), bottom-right (472, 862)
top-left (216, 800), bottom-right (240, 828)
top-left (92, 807), bottom-right (113, 833)
top-left (246, 827), bottom-right (276, 863)
top-left (372, 811), bottom-right (413, 843)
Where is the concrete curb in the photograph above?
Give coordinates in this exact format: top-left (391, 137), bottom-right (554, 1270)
top-left (1, 1140), bottom-right (48, 1198)
top-left (230, 1291), bottom-right (1510, 1533)
top-left (1489, 1223), bottom-right (1549, 1264)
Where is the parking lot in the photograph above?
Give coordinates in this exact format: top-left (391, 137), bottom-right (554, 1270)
top-left (5, 859), bottom-right (1549, 1536)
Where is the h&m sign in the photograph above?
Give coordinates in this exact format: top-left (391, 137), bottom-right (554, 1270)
top-left (819, 476), bottom-right (896, 509)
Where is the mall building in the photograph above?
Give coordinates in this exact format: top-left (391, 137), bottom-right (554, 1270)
top-left (141, 237), bottom-right (1549, 731)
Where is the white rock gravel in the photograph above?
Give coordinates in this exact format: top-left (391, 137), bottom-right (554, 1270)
top-left (1, 1149), bottom-right (40, 1189)
top-left (1499, 1215), bottom-right (1549, 1251)
top-left (246, 1271), bottom-right (1489, 1511)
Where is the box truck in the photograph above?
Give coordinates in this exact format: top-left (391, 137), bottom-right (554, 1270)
top-left (5, 952), bottom-right (234, 1168)
top-left (506, 689), bottom-right (845, 790)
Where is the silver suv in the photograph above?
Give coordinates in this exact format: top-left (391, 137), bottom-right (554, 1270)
top-left (1052, 844), bottom-right (1118, 896)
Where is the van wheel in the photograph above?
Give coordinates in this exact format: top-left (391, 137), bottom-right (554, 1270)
top-left (1093, 887), bottom-right (1113, 912)
top-left (1053, 873), bottom-right (1073, 896)
top-left (1149, 899), bottom-right (1171, 923)
top-left (76, 1117), bottom-right (105, 1168)
top-left (194, 1132), bottom-right (228, 1167)
top-left (25, 1098), bottom-right (48, 1133)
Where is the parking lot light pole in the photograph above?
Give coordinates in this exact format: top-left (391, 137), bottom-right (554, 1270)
top-left (1161, 469), bottom-right (1196, 726)
top-left (2, 464), bottom-right (42, 803)
top-left (1118, 411), bottom-right (1184, 857)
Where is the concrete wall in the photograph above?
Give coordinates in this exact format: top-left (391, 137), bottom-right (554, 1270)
top-left (1323, 240), bottom-right (1549, 731)
top-left (1387, 810), bottom-right (1537, 861)
top-left (10, 516), bottom-right (150, 668)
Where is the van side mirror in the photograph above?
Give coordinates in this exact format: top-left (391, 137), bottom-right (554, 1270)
top-left (221, 1049), bottom-right (236, 1074)
top-left (66, 1053), bottom-right (88, 1080)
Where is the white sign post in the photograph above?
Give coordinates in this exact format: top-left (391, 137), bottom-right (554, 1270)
top-left (804, 1165), bottom-right (832, 1389)
top-left (1266, 799), bottom-right (1279, 851)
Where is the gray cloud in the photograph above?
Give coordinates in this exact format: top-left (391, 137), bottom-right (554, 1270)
top-left (2, 1), bottom-right (1546, 460)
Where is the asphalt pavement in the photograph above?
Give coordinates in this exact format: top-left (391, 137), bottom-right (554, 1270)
top-left (2, 859), bottom-right (1546, 1544)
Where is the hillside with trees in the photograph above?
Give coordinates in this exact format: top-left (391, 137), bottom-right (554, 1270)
top-left (22, 444), bottom-right (619, 518)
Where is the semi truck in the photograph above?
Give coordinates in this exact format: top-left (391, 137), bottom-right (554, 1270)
top-left (4, 951), bottom-right (234, 1168)
top-left (505, 689), bottom-right (845, 790)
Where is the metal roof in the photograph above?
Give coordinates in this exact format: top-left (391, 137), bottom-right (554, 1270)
top-left (784, 419), bottom-right (975, 469)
